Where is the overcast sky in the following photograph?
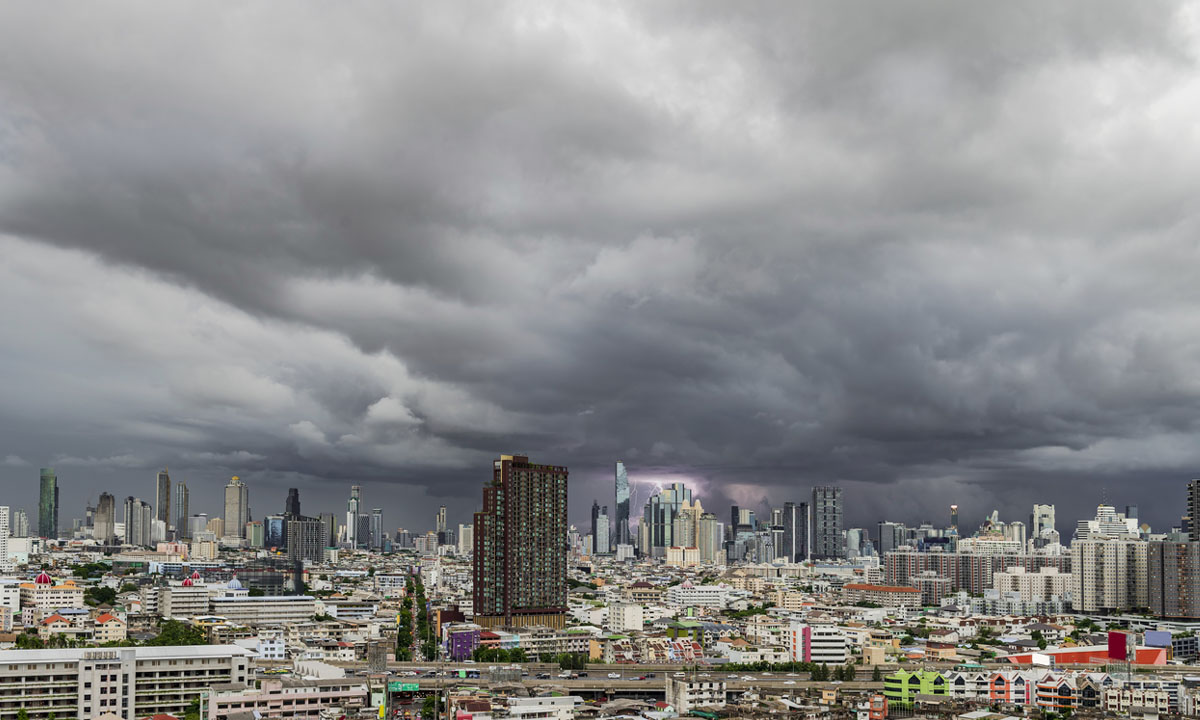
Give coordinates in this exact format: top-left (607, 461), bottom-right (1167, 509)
top-left (2, 2), bottom-right (1200, 537)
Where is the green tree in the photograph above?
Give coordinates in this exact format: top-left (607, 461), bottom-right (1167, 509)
top-left (872, 666), bottom-right (882, 682)
top-left (119, 582), bottom-right (139, 594)
top-left (85, 585), bottom-right (118, 607)
top-left (842, 663), bottom-right (856, 681)
top-left (248, 587), bottom-right (266, 597)
top-left (17, 709), bottom-right (28, 720)
top-left (145, 619), bottom-right (206, 646)
top-left (421, 696), bottom-right (438, 720)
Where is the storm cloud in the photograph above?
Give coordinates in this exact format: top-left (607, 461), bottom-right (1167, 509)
top-left (2, 1), bottom-right (1200, 533)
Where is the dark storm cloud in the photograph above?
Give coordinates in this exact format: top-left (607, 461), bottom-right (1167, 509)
top-left (2, 1), bottom-right (1200, 532)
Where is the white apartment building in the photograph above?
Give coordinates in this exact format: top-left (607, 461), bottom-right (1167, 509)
top-left (207, 676), bottom-right (366, 719)
top-left (0, 508), bottom-right (11, 573)
top-left (992, 566), bottom-right (1072, 602)
top-left (159, 583), bottom-right (210, 619)
top-left (209, 595), bottom-right (317, 626)
top-left (787, 622), bottom-right (847, 665)
top-left (0, 645), bottom-right (251, 720)
top-left (507, 696), bottom-right (584, 720)
top-left (665, 582), bottom-right (732, 608)
top-left (1072, 538), bottom-right (1148, 613)
top-left (607, 601), bottom-right (644, 633)
top-left (665, 678), bottom-right (727, 713)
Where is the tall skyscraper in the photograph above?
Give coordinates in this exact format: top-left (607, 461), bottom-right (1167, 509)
top-left (285, 488), bottom-right (301, 517)
top-left (779, 501), bottom-right (807, 562)
top-left (950, 504), bottom-right (959, 532)
top-left (590, 500), bottom-right (602, 554)
top-left (223, 476), bottom-right (250, 538)
top-left (595, 506), bottom-right (610, 555)
top-left (811, 486), bottom-right (844, 560)
top-left (614, 461), bottom-right (630, 548)
top-left (154, 468), bottom-right (171, 527)
top-left (94, 492), bottom-right (116, 545)
top-left (174, 480), bottom-right (190, 539)
top-left (370, 508), bottom-right (383, 550)
top-left (437, 505), bottom-right (447, 534)
top-left (473, 454), bottom-right (568, 629)
top-left (318, 512), bottom-right (337, 546)
top-left (123, 496), bottom-right (152, 547)
top-left (38, 468), bottom-right (58, 539)
top-left (11, 509), bottom-right (28, 538)
top-left (264, 515), bottom-right (286, 548)
top-left (346, 485), bottom-right (361, 548)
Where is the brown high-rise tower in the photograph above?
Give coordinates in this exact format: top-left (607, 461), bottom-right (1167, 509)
top-left (473, 454), bottom-right (568, 629)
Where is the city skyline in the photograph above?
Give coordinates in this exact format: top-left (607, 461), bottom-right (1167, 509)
top-left (4, 4), bottom-right (1200, 544)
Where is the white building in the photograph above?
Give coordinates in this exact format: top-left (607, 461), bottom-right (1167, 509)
top-left (607, 601), bottom-right (644, 633)
top-left (666, 678), bottom-right (727, 712)
top-left (992, 566), bottom-right (1072, 602)
top-left (0, 507), bottom-right (11, 573)
top-left (207, 676), bottom-right (367, 719)
top-left (507, 696), bottom-right (583, 720)
top-left (0, 645), bottom-right (251, 720)
top-left (1072, 537), bottom-right (1148, 613)
top-left (787, 622), bottom-right (847, 665)
top-left (665, 581), bottom-right (731, 608)
top-left (209, 595), bottom-right (317, 626)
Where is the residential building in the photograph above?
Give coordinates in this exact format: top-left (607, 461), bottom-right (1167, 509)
top-left (208, 595), bottom-right (318, 626)
top-left (666, 677), bottom-right (727, 713)
top-left (288, 516), bottom-right (327, 564)
top-left (842, 583), bottom-right (921, 607)
top-left (0, 645), bottom-right (251, 720)
top-left (208, 677), bottom-right (366, 720)
top-left (788, 622), bottom-right (848, 665)
top-left (1072, 537), bottom-right (1149, 613)
top-left (20, 574), bottom-right (84, 615)
top-left (0, 508), bottom-right (8, 573)
top-left (473, 455), bottom-right (569, 629)
top-left (1148, 541), bottom-right (1200, 619)
top-left (123, 496), bottom-right (153, 547)
top-left (992, 566), bottom-right (1072, 603)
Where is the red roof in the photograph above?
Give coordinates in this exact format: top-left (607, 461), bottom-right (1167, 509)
top-left (143, 714), bottom-right (182, 720)
top-left (96, 613), bottom-right (122, 624)
top-left (479, 631), bottom-right (501, 639)
top-left (41, 614), bottom-right (69, 625)
top-left (34, 572), bottom-right (52, 585)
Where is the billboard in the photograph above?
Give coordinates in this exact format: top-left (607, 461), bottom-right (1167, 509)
top-left (1108, 631), bottom-right (1128, 660)
top-left (1145, 631), bottom-right (1172, 648)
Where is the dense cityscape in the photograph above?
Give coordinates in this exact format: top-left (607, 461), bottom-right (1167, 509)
top-left (2, 455), bottom-right (1200, 720)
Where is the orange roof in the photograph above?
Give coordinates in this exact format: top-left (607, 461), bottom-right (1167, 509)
top-left (41, 614), bottom-right (69, 625)
top-left (843, 583), bottom-right (920, 593)
top-left (96, 613), bottom-right (123, 624)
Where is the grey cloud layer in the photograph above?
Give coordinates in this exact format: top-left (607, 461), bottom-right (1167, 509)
top-left (2, 1), bottom-right (1199, 530)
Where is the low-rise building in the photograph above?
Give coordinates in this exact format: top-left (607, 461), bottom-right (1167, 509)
top-left (666, 677), bottom-right (727, 713)
top-left (207, 676), bottom-right (368, 720)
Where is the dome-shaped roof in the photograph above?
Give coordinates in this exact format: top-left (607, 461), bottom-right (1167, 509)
top-left (227, 575), bottom-right (243, 590)
top-left (182, 577), bottom-right (194, 587)
top-left (34, 572), bottom-right (52, 585)
top-left (191, 570), bottom-right (201, 579)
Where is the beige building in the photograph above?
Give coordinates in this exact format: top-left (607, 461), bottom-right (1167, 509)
top-left (1071, 538), bottom-right (1148, 613)
top-left (993, 566), bottom-right (1072, 602)
top-left (208, 677), bottom-right (367, 719)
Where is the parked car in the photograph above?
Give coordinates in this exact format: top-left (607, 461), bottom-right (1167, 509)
top-left (608, 672), bottom-right (622, 679)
